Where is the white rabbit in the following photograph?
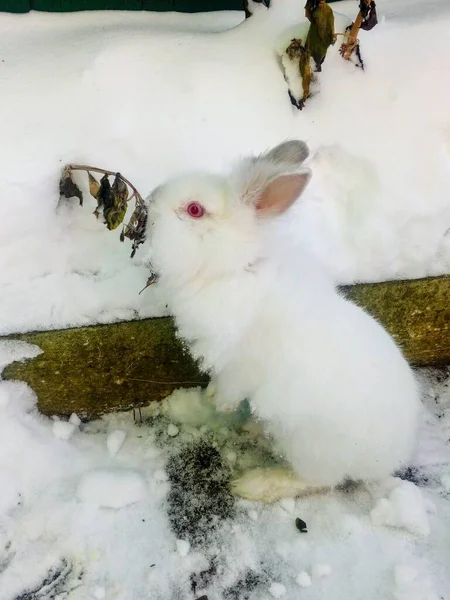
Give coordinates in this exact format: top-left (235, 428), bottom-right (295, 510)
top-left (145, 140), bottom-right (421, 502)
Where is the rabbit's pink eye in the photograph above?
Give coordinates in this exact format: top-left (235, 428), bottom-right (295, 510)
top-left (186, 202), bottom-right (205, 219)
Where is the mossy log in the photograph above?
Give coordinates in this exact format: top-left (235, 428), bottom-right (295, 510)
top-left (2, 318), bottom-right (209, 419)
top-left (343, 276), bottom-right (450, 366)
top-left (2, 276), bottom-right (449, 419)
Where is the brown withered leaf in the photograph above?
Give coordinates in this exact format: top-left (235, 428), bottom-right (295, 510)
top-left (88, 172), bottom-right (101, 200)
top-left (59, 167), bottom-right (83, 206)
top-left (59, 164), bottom-right (146, 254)
top-left (93, 175), bottom-right (115, 219)
top-left (138, 272), bottom-right (159, 294)
top-left (112, 172), bottom-right (129, 205)
top-left (99, 174), bottom-right (115, 210)
top-left (99, 173), bottom-right (130, 230)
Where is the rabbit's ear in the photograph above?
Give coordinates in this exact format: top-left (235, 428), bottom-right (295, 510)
top-left (264, 140), bottom-right (309, 167)
top-left (255, 170), bottom-right (311, 215)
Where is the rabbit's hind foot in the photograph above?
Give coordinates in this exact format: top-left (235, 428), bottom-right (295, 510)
top-left (231, 466), bottom-right (328, 503)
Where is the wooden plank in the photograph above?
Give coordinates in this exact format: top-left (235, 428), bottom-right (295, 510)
top-left (0, 0), bottom-right (30, 12)
top-left (142, 0), bottom-right (173, 10)
top-left (173, 0), bottom-right (341, 14)
top-left (0, 0), bottom-right (343, 13)
top-left (0, 0), bottom-right (344, 13)
top-left (30, 0), bottom-right (142, 11)
top-left (342, 276), bottom-right (450, 368)
top-left (174, 0), bottom-right (242, 12)
top-left (2, 276), bottom-right (449, 419)
top-left (2, 318), bottom-right (208, 419)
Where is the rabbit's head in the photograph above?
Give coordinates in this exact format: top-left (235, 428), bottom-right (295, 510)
top-left (146, 140), bottom-right (311, 287)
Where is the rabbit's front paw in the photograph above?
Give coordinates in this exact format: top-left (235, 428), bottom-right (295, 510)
top-left (205, 381), bottom-right (217, 402)
top-left (216, 404), bottom-right (236, 413)
top-left (206, 379), bottom-right (241, 413)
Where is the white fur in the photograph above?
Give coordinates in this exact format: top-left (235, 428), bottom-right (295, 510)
top-left (145, 141), bottom-right (420, 490)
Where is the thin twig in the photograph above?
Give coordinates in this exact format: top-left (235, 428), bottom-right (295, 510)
top-left (128, 377), bottom-right (206, 385)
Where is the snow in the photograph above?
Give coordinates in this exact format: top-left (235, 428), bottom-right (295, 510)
top-left (167, 423), bottom-right (180, 437)
top-left (0, 339), bottom-right (449, 599)
top-left (278, 498), bottom-right (296, 514)
top-left (176, 539), bottom-right (191, 557)
top-left (106, 429), bottom-right (127, 456)
top-left (311, 563), bottom-right (333, 579)
top-left (394, 564), bottom-right (419, 587)
top-left (371, 481), bottom-right (430, 536)
top-left (268, 582), bottom-right (287, 597)
top-left (0, 340), bottom-right (42, 371)
top-left (370, 479), bottom-right (431, 537)
top-left (0, 1), bottom-right (450, 599)
top-left (153, 468), bottom-right (169, 482)
top-left (393, 565), bottom-right (439, 600)
top-left (52, 419), bottom-right (77, 441)
top-left (296, 571), bottom-right (312, 587)
top-left (69, 412), bottom-right (82, 426)
top-left (441, 474), bottom-right (450, 491)
top-left (248, 508), bottom-right (259, 521)
top-left (92, 586), bottom-right (106, 599)
top-left (0, 0), bottom-right (449, 335)
top-left (76, 468), bottom-right (147, 508)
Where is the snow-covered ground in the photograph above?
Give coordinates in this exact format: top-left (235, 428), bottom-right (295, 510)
top-left (0, 341), bottom-right (450, 600)
top-left (0, 0), bottom-right (449, 335)
top-left (1, 2), bottom-right (450, 599)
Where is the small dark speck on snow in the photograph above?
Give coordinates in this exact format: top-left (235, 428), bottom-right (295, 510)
top-left (295, 517), bottom-right (308, 533)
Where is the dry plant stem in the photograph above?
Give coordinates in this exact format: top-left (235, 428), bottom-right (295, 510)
top-left (348, 10), bottom-right (364, 44)
top-left (341, 10), bottom-right (363, 60)
top-left (128, 377), bottom-right (206, 385)
top-left (68, 164), bottom-right (144, 203)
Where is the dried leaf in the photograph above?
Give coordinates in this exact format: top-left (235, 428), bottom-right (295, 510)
top-left (124, 202), bottom-right (148, 257)
top-left (98, 174), bottom-right (115, 210)
top-left (88, 172), bottom-right (101, 200)
top-left (59, 167), bottom-right (83, 206)
top-left (59, 164), bottom-right (147, 256)
top-left (138, 273), bottom-right (159, 294)
top-left (112, 173), bottom-right (129, 206)
top-left (104, 203), bottom-right (128, 231)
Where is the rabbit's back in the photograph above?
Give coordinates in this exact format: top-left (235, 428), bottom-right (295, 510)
top-left (237, 270), bottom-right (420, 486)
